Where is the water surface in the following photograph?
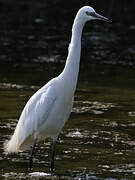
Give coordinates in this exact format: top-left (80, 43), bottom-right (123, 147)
top-left (1, 62), bottom-right (135, 179)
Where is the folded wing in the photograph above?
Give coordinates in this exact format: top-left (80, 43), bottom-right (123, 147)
top-left (4, 85), bottom-right (57, 153)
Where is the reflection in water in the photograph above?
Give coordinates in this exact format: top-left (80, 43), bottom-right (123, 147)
top-left (0, 82), bottom-right (39, 90)
top-left (73, 100), bottom-right (116, 114)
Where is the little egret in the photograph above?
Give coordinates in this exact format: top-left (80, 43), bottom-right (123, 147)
top-left (4, 6), bottom-right (111, 172)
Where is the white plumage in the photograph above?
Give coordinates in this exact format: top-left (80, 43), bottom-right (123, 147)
top-left (4, 6), bottom-right (110, 171)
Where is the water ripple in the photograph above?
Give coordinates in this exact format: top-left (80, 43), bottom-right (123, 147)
top-left (0, 83), bottom-right (39, 90)
top-left (72, 101), bottom-right (116, 114)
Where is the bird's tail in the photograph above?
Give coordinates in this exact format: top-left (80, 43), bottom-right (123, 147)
top-left (4, 138), bottom-right (19, 153)
top-left (4, 121), bottom-right (25, 153)
top-left (4, 119), bottom-right (34, 153)
top-left (4, 120), bottom-right (23, 153)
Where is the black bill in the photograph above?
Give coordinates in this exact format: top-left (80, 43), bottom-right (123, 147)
top-left (92, 12), bottom-right (111, 23)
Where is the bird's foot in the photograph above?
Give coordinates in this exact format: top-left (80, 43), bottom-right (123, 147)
top-left (50, 168), bottom-right (55, 174)
top-left (28, 166), bottom-right (32, 173)
top-left (50, 163), bottom-right (55, 173)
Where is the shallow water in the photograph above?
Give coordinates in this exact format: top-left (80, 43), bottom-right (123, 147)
top-left (1, 62), bottom-right (135, 179)
top-left (0, 11), bottom-right (135, 178)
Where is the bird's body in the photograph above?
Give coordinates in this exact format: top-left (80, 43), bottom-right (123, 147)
top-left (4, 6), bottom-right (110, 171)
top-left (5, 77), bottom-right (74, 152)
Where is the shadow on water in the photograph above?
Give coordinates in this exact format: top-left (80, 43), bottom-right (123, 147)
top-left (0, 19), bottom-right (135, 179)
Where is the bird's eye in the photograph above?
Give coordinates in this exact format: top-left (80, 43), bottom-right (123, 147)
top-left (86, 11), bottom-right (91, 16)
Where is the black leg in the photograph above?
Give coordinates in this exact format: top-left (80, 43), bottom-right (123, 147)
top-left (28, 138), bottom-right (37, 173)
top-left (50, 140), bottom-right (56, 172)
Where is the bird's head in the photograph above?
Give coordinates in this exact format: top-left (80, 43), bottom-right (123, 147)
top-left (77, 6), bottom-right (111, 23)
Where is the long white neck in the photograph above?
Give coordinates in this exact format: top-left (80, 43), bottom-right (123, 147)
top-left (58, 15), bottom-right (85, 94)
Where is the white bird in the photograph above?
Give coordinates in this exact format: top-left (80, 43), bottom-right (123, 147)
top-left (4, 6), bottom-right (111, 172)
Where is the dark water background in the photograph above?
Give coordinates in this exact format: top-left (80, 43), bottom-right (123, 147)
top-left (0, 1), bottom-right (135, 179)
